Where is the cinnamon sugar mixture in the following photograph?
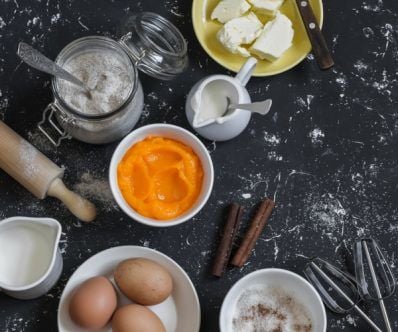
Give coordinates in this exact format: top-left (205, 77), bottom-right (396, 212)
top-left (232, 286), bottom-right (313, 332)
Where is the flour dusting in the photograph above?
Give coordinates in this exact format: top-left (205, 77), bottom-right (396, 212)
top-left (4, 313), bottom-right (31, 332)
top-left (304, 192), bottom-right (347, 240)
top-left (73, 172), bottom-right (117, 210)
top-left (309, 128), bottom-right (325, 146)
top-left (0, 17), bottom-right (6, 29)
top-left (264, 132), bottom-right (281, 146)
top-left (19, 139), bottom-right (39, 177)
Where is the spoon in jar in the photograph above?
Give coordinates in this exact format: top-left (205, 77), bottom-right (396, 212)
top-left (224, 97), bottom-right (272, 116)
top-left (17, 42), bottom-right (93, 98)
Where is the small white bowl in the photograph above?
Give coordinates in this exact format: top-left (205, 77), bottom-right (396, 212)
top-left (109, 124), bottom-right (214, 227)
top-left (220, 268), bottom-right (327, 332)
top-left (58, 246), bottom-right (201, 332)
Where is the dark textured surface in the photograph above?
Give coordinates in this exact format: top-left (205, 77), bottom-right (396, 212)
top-left (0, 0), bottom-right (397, 331)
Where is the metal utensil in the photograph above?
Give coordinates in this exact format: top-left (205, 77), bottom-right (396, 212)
top-left (354, 238), bottom-right (396, 332)
top-left (304, 257), bottom-right (383, 332)
top-left (225, 98), bottom-right (272, 115)
top-left (17, 42), bottom-right (92, 95)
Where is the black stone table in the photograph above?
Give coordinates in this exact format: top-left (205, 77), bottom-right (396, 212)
top-left (0, 0), bottom-right (397, 331)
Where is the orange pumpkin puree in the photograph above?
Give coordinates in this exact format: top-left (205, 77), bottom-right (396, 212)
top-left (117, 136), bottom-right (204, 220)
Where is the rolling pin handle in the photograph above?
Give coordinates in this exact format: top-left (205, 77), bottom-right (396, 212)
top-left (47, 178), bottom-right (97, 222)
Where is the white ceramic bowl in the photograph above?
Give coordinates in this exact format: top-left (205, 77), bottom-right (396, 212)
top-left (220, 268), bottom-right (327, 332)
top-left (58, 246), bottom-right (201, 332)
top-left (109, 124), bottom-right (214, 227)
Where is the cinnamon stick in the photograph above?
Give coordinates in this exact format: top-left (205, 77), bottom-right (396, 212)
top-left (211, 203), bottom-right (243, 277)
top-left (231, 198), bottom-right (275, 268)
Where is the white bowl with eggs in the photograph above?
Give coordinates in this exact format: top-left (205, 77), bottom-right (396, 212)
top-left (109, 123), bottom-right (214, 227)
top-left (219, 268), bottom-right (327, 332)
top-left (58, 245), bottom-right (201, 332)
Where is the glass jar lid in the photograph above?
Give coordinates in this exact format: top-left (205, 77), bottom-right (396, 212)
top-left (118, 12), bottom-right (188, 81)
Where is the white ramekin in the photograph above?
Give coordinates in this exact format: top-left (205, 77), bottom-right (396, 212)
top-left (219, 268), bottom-right (327, 332)
top-left (109, 124), bottom-right (214, 227)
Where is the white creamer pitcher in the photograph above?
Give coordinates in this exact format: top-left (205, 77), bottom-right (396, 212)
top-left (0, 216), bottom-right (63, 299)
top-left (186, 57), bottom-right (257, 141)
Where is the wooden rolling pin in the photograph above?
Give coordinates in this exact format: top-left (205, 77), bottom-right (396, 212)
top-left (0, 121), bottom-right (96, 222)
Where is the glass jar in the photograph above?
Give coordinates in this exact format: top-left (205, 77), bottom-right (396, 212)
top-left (38, 12), bottom-right (188, 146)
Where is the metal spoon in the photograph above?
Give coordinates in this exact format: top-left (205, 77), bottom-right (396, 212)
top-left (225, 98), bottom-right (272, 116)
top-left (17, 42), bottom-right (92, 96)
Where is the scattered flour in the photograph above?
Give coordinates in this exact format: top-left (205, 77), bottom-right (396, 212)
top-left (361, 0), bottom-right (383, 12)
top-left (0, 16), bottom-right (6, 29)
top-left (308, 128), bottom-right (325, 146)
top-left (267, 151), bottom-right (283, 161)
top-left (141, 240), bottom-right (150, 247)
top-left (389, 224), bottom-right (398, 232)
top-left (73, 172), bottom-right (117, 210)
top-left (27, 130), bottom-right (52, 152)
top-left (77, 17), bottom-right (89, 31)
top-left (0, 94), bottom-right (9, 119)
top-left (0, 89), bottom-right (9, 113)
top-left (264, 132), bottom-right (281, 146)
top-left (50, 13), bottom-right (61, 24)
top-left (32, 17), bottom-right (40, 25)
top-left (335, 72), bottom-right (348, 91)
top-left (4, 313), bottom-right (31, 332)
top-left (19, 139), bottom-right (39, 177)
top-left (147, 91), bottom-right (159, 101)
top-left (27, 17), bottom-right (40, 27)
top-left (59, 232), bottom-right (68, 255)
top-left (305, 193), bottom-right (347, 236)
top-left (353, 59), bottom-right (368, 73)
top-left (362, 27), bottom-right (375, 38)
top-left (295, 95), bottom-right (314, 111)
top-left (165, 0), bottom-right (184, 17)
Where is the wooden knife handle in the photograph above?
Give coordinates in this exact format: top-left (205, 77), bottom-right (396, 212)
top-left (295, 0), bottom-right (334, 70)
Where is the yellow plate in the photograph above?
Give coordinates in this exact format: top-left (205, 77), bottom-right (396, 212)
top-left (192, 0), bottom-right (323, 76)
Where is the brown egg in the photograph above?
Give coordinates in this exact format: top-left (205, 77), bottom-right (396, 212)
top-left (69, 276), bottom-right (117, 329)
top-left (112, 304), bottom-right (166, 332)
top-left (114, 258), bottom-right (173, 305)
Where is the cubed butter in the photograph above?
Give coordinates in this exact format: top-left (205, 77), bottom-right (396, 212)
top-left (217, 12), bottom-right (263, 57)
top-left (248, 0), bottom-right (285, 15)
top-left (211, 0), bottom-right (252, 24)
top-left (250, 12), bottom-right (294, 61)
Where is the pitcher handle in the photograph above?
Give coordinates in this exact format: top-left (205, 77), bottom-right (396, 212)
top-left (235, 57), bottom-right (257, 87)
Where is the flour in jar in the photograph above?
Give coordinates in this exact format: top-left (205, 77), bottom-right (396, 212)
top-left (57, 51), bottom-right (133, 114)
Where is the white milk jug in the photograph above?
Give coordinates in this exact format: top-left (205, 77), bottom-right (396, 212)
top-left (0, 216), bottom-right (62, 299)
top-left (186, 57), bottom-right (266, 141)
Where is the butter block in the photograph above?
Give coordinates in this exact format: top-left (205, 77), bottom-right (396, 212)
top-left (248, 0), bottom-right (285, 15)
top-left (250, 12), bottom-right (294, 61)
top-left (217, 12), bottom-right (263, 57)
top-left (211, 0), bottom-right (252, 24)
